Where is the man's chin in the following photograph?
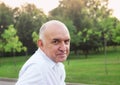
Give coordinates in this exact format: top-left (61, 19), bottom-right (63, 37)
top-left (58, 57), bottom-right (67, 62)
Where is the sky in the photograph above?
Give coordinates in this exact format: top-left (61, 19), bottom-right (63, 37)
top-left (0, 0), bottom-right (59, 14)
top-left (0, 0), bottom-right (120, 20)
top-left (108, 0), bottom-right (120, 20)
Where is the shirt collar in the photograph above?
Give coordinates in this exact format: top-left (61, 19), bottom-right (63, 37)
top-left (37, 48), bottom-right (59, 69)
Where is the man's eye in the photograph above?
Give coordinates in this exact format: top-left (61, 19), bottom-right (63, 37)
top-left (52, 40), bottom-right (59, 44)
top-left (65, 40), bottom-right (70, 44)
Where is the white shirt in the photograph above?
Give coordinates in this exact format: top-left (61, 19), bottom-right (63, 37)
top-left (16, 48), bottom-right (66, 85)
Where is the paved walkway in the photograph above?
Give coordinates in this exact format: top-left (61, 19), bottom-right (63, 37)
top-left (0, 78), bottom-right (16, 85)
top-left (0, 78), bottom-right (90, 85)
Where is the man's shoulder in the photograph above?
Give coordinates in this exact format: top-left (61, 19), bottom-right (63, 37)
top-left (58, 62), bottom-right (65, 68)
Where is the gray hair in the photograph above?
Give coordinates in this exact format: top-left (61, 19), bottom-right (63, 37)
top-left (39, 20), bottom-right (68, 41)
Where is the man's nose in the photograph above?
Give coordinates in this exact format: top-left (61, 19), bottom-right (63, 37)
top-left (59, 42), bottom-right (66, 51)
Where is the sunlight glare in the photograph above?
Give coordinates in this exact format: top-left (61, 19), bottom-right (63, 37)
top-left (108, 0), bottom-right (120, 20)
top-left (0, 0), bottom-right (120, 19)
top-left (36, 0), bottom-right (59, 14)
top-left (0, 0), bottom-right (59, 15)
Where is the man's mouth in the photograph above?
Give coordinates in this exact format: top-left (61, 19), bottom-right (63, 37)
top-left (57, 53), bottom-right (66, 57)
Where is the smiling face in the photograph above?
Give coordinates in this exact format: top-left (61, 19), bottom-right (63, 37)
top-left (38, 21), bottom-right (70, 63)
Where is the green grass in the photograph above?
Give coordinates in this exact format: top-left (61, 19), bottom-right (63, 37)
top-left (64, 50), bottom-right (120, 85)
top-left (0, 56), bottom-right (29, 78)
top-left (0, 49), bottom-right (120, 85)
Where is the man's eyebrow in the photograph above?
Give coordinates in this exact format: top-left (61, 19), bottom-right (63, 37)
top-left (53, 38), bottom-right (70, 41)
top-left (53, 38), bottom-right (60, 41)
top-left (64, 38), bottom-right (70, 41)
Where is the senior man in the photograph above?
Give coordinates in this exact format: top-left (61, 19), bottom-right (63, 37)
top-left (16, 20), bottom-right (70, 85)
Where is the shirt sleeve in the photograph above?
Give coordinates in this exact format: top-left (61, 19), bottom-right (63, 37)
top-left (16, 64), bottom-right (43, 85)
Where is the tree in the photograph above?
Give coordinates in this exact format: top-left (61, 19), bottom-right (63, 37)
top-left (15, 4), bottom-right (47, 54)
top-left (0, 39), bottom-right (4, 56)
top-left (0, 3), bottom-right (14, 56)
top-left (0, 3), bottom-right (14, 34)
top-left (112, 20), bottom-right (120, 44)
top-left (1, 25), bottom-right (27, 55)
top-left (99, 17), bottom-right (120, 47)
top-left (1, 24), bottom-right (27, 70)
top-left (32, 31), bottom-right (39, 46)
top-left (49, 0), bottom-right (113, 55)
top-left (50, 0), bottom-right (86, 31)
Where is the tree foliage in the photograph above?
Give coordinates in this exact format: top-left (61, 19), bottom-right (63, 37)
top-left (0, 3), bottom-right (14, 34)
top-left (32, 31), bottom-right (39, 45)
top-left (1, 25), bottom-right (27, 54)
top-left (49, 0), bottom-right (119, 55)
top-left (15, 4), bottom-right (47, 53)
top-left (111, 19), bottom-right (120, 44)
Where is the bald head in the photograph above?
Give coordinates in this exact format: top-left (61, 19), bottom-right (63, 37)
top-left (39, 20), bottom-right (70, 42)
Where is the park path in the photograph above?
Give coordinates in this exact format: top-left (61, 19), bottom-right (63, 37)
top-left (0, 78), bottom-right (90, 85)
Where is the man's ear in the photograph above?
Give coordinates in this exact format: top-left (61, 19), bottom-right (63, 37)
top-left (37, 39), bottom-right (43, 48)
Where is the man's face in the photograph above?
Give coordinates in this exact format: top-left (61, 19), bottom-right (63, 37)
top-left (39, 25), bottom-right (70, 63)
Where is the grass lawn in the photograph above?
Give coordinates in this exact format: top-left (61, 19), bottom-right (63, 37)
top-left (65, 51), bottom-right (120, 85)
top-left (0, 48), bottom-right (120, 85)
